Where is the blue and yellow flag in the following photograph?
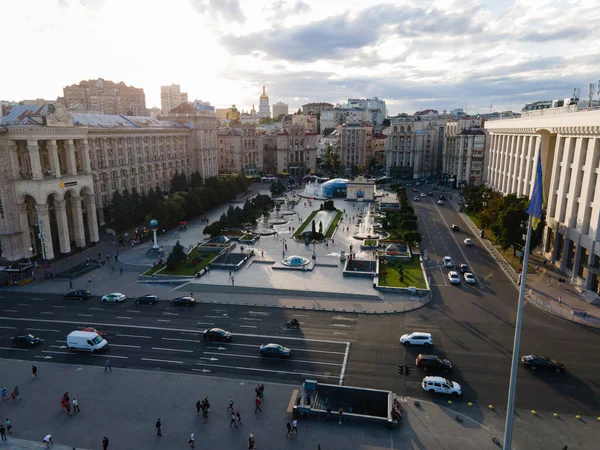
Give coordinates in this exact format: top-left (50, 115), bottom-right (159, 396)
top-left (525, 150), bottom-right (544, 230)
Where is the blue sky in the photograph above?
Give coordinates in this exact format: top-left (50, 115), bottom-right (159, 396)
top-left (3, 0), bottom-right (599, 115)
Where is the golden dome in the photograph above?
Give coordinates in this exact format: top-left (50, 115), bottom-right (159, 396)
top-left (260, 85), bottom-right (268, 99)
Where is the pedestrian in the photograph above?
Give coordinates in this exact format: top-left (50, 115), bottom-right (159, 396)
top-left (235, 411), bottom-right (242, 426)
top-left (196, 400), bottom-right (201, 415)
top-left (72, 397), bottom-right (80, 412)
top-left (338, 407), bottom-right (344, 424)
top-left (119, 266), bottom-right (123, 275)
top-left (202, 404), bottom-right (208, 423)
top-left (87, 276), bottom-right (92, 285)
top-left (286, 421), bottom-right (292, 438)
top-left (4, 418), bottom-right (11, 434)
top-left (102, 436), bottom-right (109, 450)
top-left (156, 418), bottom-right (162, 436)
top-left (229, 270), bottom-right (232, 279)
top-left (558, 296), bottom-right (562, 305)
top-left (259, 384), bottom-right (264, 399)
top-left (12, 386), bottom-right (20, 401)
top-left (0, 387), bottom-right (7, 401)
top-left (32, 364), bottom-right (38, 378)
top-left (230, 412), bottom-right (238, 427)
top-left (43, 434), bottom-right (53, 448)
top-left (547, 276), bottom-right (551, 286)
top-left (65, 399), bottom-right (72, 415)
top-left (189, 431), bottom-right (195, 448)
top-left (104, 358), bottom-right (112, 372)
top-left (231, 276), bottom-right (235, 286)
top-left (291, 418), bottom-right (298, 434)
top-left (0, 423), bottom-right (5, 441)
top-left (69, 279), bottom-right (73, 289)
top-left (203, 396), bottom-right (210, 411)
top-left (228, 396), bottom-right (234, 411)
top-left (255, 396), bottom-right (261, 412)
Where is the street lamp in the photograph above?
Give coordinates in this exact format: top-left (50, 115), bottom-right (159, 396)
top-left (480, 191), bottom-right (490, 238)
top-left (37, 220), bottom-right (47, 261)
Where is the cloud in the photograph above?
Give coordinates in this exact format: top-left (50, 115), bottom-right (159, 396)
top-left (189, 0), bottom-right (245, 23)
top-left (519, 28), bottom-right (590, 42)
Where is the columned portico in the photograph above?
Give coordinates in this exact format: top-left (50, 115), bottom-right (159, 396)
top-left (27, 140), bottom-right (43, 180)
top-left (17, 203), bottom-right (33, 258)
top-left (85, 194), bottom-right (100, 243)
top-left (48, 140), bottom-right (61, 177)
top-left (65, 140), bottom-right (78, 175)
top-left (54, 200), bottom-right (71, 254)
top-left (35, 203), bottom-right (55, 260)
top-left (70, 195), bottom-right (87, 248)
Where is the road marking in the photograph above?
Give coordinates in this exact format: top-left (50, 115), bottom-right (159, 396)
top-left (110, 343), bottom-right (141, 349)
top-left (40, 312), bottom-right (54, 315)
top-left (224, 342), bottom-right (345, 355)
top-left (90, 354), bottom-right (128, 359)
top-left (248, 311), bottom-right (269, 315)
top-left (330, 324), bottom-right (352, 328)
top-left (0, 317), bottom-right (349, 344)
top-left (27, 328), bottom-right (60, 332)
top-left (88, 308), bottom-right (104, 311)
top-left (17, 303), bottom-right (30, 307)
top-left (0, 346), bottom-right (28, 351)
top-left (30, 297), bottom-right (44, 300)
top-left (332, 316), bottom-right (358, 321)
top-left (0, 326), bottom-right (17, 329)
top-left (333, 332), bottom-right (348, 335)
top-left (157, 319), bottom-right (171, 323)
top-left (339, 342), bottom-right (351, 386)
top-left (162, 337), bottom-right (202, 343)
top-left (290, 314), bottom-right (309, 317)
top-left (196, 322), bottom-right (215, 326)
top-left (213, 309), bottom-right (228, 313)
top-left (239, 325), bottom-right (257, 328)
top-left (202, 351), bottom-right (343, 366)
top-left (4, 310), bottom-right (18, 313)
top-left (241, 317), bottom-right (262, 321)
top-left (126, 310), bottom-right (141, 313)
top-left (142, 358), bottom-right (184, 364)
top-left (152, 347), bottom-right (193, 353)
top-left (163, 312), bottom-right (179, 316)
top-left (77, 314), bottom-right (93, 317)
top-left (41, 350), bottom-right (75, 355)
top-left (193, 364), bottom-right (340, 379)
top-left (116, 316), bottom-right (132, 320)
top-left (117, 334), bottom-right (150, 339)
top-left (52, 305), bottom-right (67, 309)
top-left (205, 315), bottom-right (222, 319)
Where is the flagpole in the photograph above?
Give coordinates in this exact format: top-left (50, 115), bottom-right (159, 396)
top-left (502, 213), bottom-right (533, 449)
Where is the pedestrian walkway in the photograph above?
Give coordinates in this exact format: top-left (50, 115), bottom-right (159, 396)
top-left (0, 437), bottom-right (88, 450)
top-left (449, 197), bottom-right (600, 328)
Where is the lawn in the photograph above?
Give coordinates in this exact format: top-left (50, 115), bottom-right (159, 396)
top-left (324, 210), bottom-right (343, 238)
top-left (378, 257), bottom-right (424, 288)
top-left (293, 209), bottom-right (342, 239)
top-left (142, 249), bottom-right (215, 277)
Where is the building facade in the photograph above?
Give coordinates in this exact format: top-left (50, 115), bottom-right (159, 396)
top-left (338, 121), bottom-right (373, 174)
top-left (347, 97), bottom-right (387, 127)
top-left (302, 102), bottom-right (334, 115)
top-left (485, 109), bottom-right (600, 295)
top-left (442, 118), bottom-right (488, 188)
top-left (291, 114), bottom-right (318, 133)
top-left (275, 126), bottom-right (317, 176)
top-left (217, 125), bottom-right (262, 175)
top-left (63, 79), bottom-right (147, 116)
top-left (160, 84), bottom-right (188, 115)
top-left (272, 102), bottom-right (289, 118)
top-left (258, 86), bottom-right (270, 119)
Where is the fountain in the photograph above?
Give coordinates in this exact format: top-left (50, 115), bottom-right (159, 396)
top-left (281, 255), bottom-right (310, 267)
top-left (300, 181), bottom-right (327, 199)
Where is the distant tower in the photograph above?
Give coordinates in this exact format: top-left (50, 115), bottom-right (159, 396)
top-left (258, 86), bottom-right (270, 118)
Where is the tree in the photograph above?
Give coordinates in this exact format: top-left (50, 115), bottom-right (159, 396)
top-left (311, 220), bottom-right (316, 236)
top-left (397, 264), bottom-right (404, 282)
top-left (491, 194), bottom-right (528, 254)
top-left (403, 231), bottom-right (422, 245)
top-left (319, 221), bottom-right (323, 235)
top-left (190, 171), bottom-right (203, 189)
top-left (166, 240), bottom-right (187, 270)
top-left (322, 127), bottom-right (335, 136)
top-left (400, 220), bottom-right (418, 231)
top-left (203, 221), bottom-right (223, 237)
top-left (170, 171), bottom-right (189, 193)
top-left (382, 118), bottom-right (391, 127)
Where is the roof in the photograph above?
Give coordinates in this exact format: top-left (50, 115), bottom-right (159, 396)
top-left (4, 104), bottom-right (49, 125)
top-left (169, 103), bottom-right (197, 114)
top-left (459, 129), bottom-right (486, 135)
top-left (72, 114), bottom-right (187, 129)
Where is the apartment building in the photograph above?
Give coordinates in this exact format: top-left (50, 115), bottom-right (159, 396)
top-left (442, 118), bottom-right (488, 188)
top-left (63, 79), bottom-right (147, 116)
top-left (275, 125), bottom-right (318, 176)
top-left (272, 102), bottom-right (289, 118)
top-left (161, 84), bottom-right (188, 115)
top-left (217, 125), bottom-right (262, 175)
top-left (302, 102), bottom-right (333, 115)
top-left (338, 121), bottom-right (373, 174)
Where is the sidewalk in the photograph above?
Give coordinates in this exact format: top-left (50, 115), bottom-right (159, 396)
top-left (449, 197), bottom-right (600, 328)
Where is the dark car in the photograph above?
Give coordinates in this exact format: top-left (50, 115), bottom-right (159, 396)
top-left (204, 328), bottom-right (233, 342)
top-left (456, 263), bottom-right (470, 274)
top-left (171, 296), bottom-right (196, 307)
top-left (451, 224), bottom-right (460, 231)
top-left (12, 334), bottom-right (41, 349)
top-left (64, 290), bottom-right (92, 301)
top-left (135, 295), bottom-right (158, 305)
top-left (428, 192), bottom-right (433, 196)
top-left (259, 343), bottom-right (292, 358)
top-left (416, 354), bottom-right (453, 373)
top-left (521, 355), bottom-right (565, 372)
top-left (439, 195), bottom-right (446, 200)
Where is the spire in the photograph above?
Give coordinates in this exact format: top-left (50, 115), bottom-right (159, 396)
top-left (262, 85), bottom-right (266, 96)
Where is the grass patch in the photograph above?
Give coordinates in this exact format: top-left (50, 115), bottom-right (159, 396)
top-left (143, 248), bottom-right (215, 277)
top-left (293, 210), bottom-right (319, 238)
top-left (293, 209), bottom-right (342, 239)
top-left (143, 264), bottom-right (165, 276)
top-left (379, 257), bottom-right (424, 288)
top-left (325, 210), bottom-right (343, 238)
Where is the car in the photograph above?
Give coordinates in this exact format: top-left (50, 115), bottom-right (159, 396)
top-left (428, 192), bottom-right (433, 196)
top-left (439, 195), bottom-right (446, 200)
top-left (413, 197), bottom-right (420, 202)
top-left (416, 182), bottom-right (420, 186)
top-left (422, 376), bottom-right (462, 396)
top-left (416, 354), bottom-right (453, 373)
top-left (101, 293), bottom-right (126, 303)
top-left (456, 263), bottom-right (470, 273)
top-left (11, 334), bottom-right (41, 348)
top-left (420, 192), bottom-right (426, 197)
top-left (204, 328), bottom-right (233, 342)
top-left (448, 271), bottom-right (461, 284)
top-left (464, 238), bottom-right (473, 246)
top-left (400, 332), bottom-right (433, 347)
top-left (171, 296), bottom-right (196, 307)
top-left (412, 188), bottom-right (418, 192)
top-left (521, 355), bottom-right (565, 372)
top-left (443, 256), bottom-right (453, 267)
top-left (82, 327), bottom-right (106, 337)
top-left (437, 200), bottom-right (444, 205)
top-left (406, 183), bottom-right (412, 187)
top-left (464, 272), bottom-right (476, 284)
top-left (64, 290), bottom-right (92, 301)
top-left (451, 224), bottom-right (460, 231)
top-left (135, 295), bottom-right (158, 305)
top-left (260, 343), bottom-right (291, 358)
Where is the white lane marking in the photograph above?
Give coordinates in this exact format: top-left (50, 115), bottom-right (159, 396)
top-left (30, 297), bottom-right (44, 300)
top-left (41, 350), bottom-right (74, 356)
top-left (202, 351), bottom-right (343, 366)
top-left (0, 317), bottom-right (349, 344)
top-left (4, 310), bottom-right (18, 313)
top-left (152, 347), bottom-right (193, 353)
top-left (52, 305), bottom-right (67, 309)
top-left (110, 343), bottom-right (141, 349)
top-left (339, 342), bottom-right (351, 386)
top-left (248, 311), bottom-right (269, 315)
top-left (163, 312), bottom-right (179, 316)
top-left (90, 354), bottom-right (128, 359)
top-left (330, 324), bottom-right (352, 328)
top-left (116, 334), bottom-right (150, 339)
top-left (40, 312), bottom-right (54, 315)
top-left (197, 322), bottom-right (215, 326)
top-left (292, 314), bottom-right (309, 317)
top-left (241, 318), bottom-right (262, 321)
top-left (0, 326), bottom-right (17, 329)
top-left (157, 320), bottom-right (171, 323)
top-left (116, 316), bottom-right (132, 320)
top-left (0, 346), bottom-right (28, 351)
top-left (17, 303), bottom-right (30, 307)
top-left (333, 332), bottom-right (348, 335)
top-left (205, 315), bottom-right (223, 319)
top-left (88, 308), bottom-right (104, 311)
top-left (142, 358), bottom-right (184, 364)
top-left (193, 364), bottom-right (340, 379)
top-left (332, 316), bottom-right (358, 321)
top-left (162, 337), bottom-right (202, 343)
top-left (27, 328), bottom-right (60, 332)
top-left (77, 314), bottom-right (93, 317)
top-left (213, 309), bottom-right (228, 312)
top-left (224, 342), bottom-right (346, 355)
top-left (239, 325), bottom-right (257, 328)
top-left (126, 310), bottom-right (141, 313)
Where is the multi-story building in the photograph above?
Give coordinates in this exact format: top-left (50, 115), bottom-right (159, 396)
top-left (291, 114), bottom-right (318, 134)
top-left (338, 121), bottom-right (373, 174)
top-left (217, 125), bottom-right (262, 175)
top-left (347, 98), bottom-right (387, 127)
top-left (302, 102), bottom-right (334, 115)
top-left (485, 108), bottom-right (600, 295)
top-left (275, 126), bottom-right (317, 176)
top-left (372, 132), bottom-right (387, 170)
top-left (442, 118), bottom-right (488, 188)
top-left (63, 79), bottom-right (147, 116)
top-left (272, 102), bottom-right (289, 119)
top-left (320, 107), bottom-right (371, 131)
top-left (258, 86), bottom-right (270, 119)
top-left (0, 103), bottom-right (190, 261)
top-left (160, 84), bottom-right (188, 115)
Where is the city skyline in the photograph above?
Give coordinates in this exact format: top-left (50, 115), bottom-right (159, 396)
top-left (3, 0), bottom-right (600, 115)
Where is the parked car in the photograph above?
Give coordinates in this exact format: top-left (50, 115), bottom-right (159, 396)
top-left (82, 327), bottom-right (106, 337)
top-left (135, 295), bottom-right (158, 305)
top-left (416, 354), bottom-right (453, 373)
top-left (464, 238), bottom-right (473, 246)
top-left (521, 355), bottom-right (565, 372)
top-left (420, 192), bottom-right (426, 197)
top-left (428, 192), bottom-right (433, 196)
top-left (413, 197), bottom-right (420, 202)
top-left (12, 334), bottom-right (41, 348)
top-left (456, 263), bottom-right (470, 273)
top-left (439, 195), bottom-right (446, 200)
top-left (422, 376), bottom-right (462, 396)
top-left (204, 328), bottom-right (233, 342)
top-left (406, 183), bottom-right (412, 187)
top-left (464, 273), bottom-right (476, 284)
top-left (260, 343), bottom-right (291, 358)
top-left (437, 200), bottom-right (444, 205)
top-left (443, 256), bottom-right (453, 267)
top-left (101, 293), bottom-right (126, 303)
top-left (64, 290), bottom-right (92, 301)
top-left (400, 332), bottom-right (433, 347)
top-left (448, 271), bottom-right (461, 284)
top-left (171, 296), bottom-right (196, 307)
top-left (451, 224), bottom-right (460, 231)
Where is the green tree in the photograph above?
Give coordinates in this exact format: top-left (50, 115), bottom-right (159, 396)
top-left (190, 171), bottom-right (203, 189)
top-left (403, 231), bottom-right (422, 245)
top-left (109, 190), bottom-right (129, 230)
top-left (322, 127), bottom-right (335, 136)
top-left (166, 240), bottom-right (187, 270)
top-left (203, 221), bottom-right (223, 237)
top-left (491, 194), bottom-right (528, 254)
top-left (311, 220), bottom-right (316, 236)
top-left (318, 221), bottom-right (323, 235)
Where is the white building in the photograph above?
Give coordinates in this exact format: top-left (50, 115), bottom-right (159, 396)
top-left (258, 86), bottom-right (271, 119)
top-left (160, 84), bottom-right (188, 115)
top-left (272, 102), bottom-right (288, 119)
top-left (347, 97), bottom-right (387, 127)
top-left (485, 109), bottom-right (600, 295)
top-left (442, 118), bottom-right (488, 188)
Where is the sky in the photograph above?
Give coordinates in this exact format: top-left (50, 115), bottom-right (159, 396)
top-left (3, 0), bottom-right (600, 115)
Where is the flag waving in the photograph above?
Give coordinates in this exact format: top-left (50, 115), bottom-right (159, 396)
top-left (526, 150), bottom-right (544, 229)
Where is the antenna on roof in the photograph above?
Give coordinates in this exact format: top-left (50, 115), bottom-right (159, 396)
top-left (573, 87), bottom-right (580, 99)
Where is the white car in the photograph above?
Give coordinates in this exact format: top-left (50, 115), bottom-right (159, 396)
top-left (464, 272), bottom-right (476, 284)
top-left (464, 238), bottom-right (473, 246)
top-left (443, 256), bottom-right (453, 267)
top-left (422, 376), bottom-right (462, 396)
top-left (420, 192), bottom-right (426, 197)
top-left (448, 271), bottom-right (461, 284)
top-left (437, 200), bottom-right (444, 205)
top-left (101, 293), bottom-right (126, 303)
top-left (413, 197), bottom-right (420, 202)
top-left (400, 332), bottom-right (433, 347)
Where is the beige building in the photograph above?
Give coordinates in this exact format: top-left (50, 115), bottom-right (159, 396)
top-left (291, 114), bottom-right (318, 133)
top-left (217, 125), bottom-right (262, 175)
top-left (442, 118), bottom-right (488, 187)
top-left (302, 102), bottom-right (334, 115)
top-left (63, 79), bottom-right (147, 116)
top-left (373, 131), bottom-right (387, 169)
top-left (275, 126), bottom-right (318, 176)
top-left (272, 102), bottom-right (289, 119)
top-left (161, 84), bottom-right (188, 115)
top-left (338, 121), bottom-right (373, 174)
top-left (485, 108), bottom-right (600, 295)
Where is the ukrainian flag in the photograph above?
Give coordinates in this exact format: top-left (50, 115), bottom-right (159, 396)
top-left (526, 150), bottom-right (544, 230)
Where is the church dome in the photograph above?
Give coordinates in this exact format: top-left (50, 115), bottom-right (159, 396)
top-left (260, 85), bottom-right (269, 99)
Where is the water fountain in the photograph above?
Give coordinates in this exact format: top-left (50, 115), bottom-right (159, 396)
top-left (281, 255), bottom-right (310, 267)
top-left (299, 181), bottom-right (327, 199)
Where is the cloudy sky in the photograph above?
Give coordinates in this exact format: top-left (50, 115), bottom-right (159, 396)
top-left (3, 0), bottom-right (600, 115)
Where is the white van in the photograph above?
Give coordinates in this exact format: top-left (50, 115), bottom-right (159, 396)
top-left (67, 330), bottom-right (108, 353)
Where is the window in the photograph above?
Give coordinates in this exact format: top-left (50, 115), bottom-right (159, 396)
top-left (100, 184), bottom-right (106, 192)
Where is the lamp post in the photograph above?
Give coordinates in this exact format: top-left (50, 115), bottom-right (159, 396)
top-left (481, 191), bottom-right (490, 238)
top-left (37, 220), bottom-right (47, 261)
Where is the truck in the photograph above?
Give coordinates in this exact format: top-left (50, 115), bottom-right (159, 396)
top-left (66, 330), bottom-right (108, 353)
